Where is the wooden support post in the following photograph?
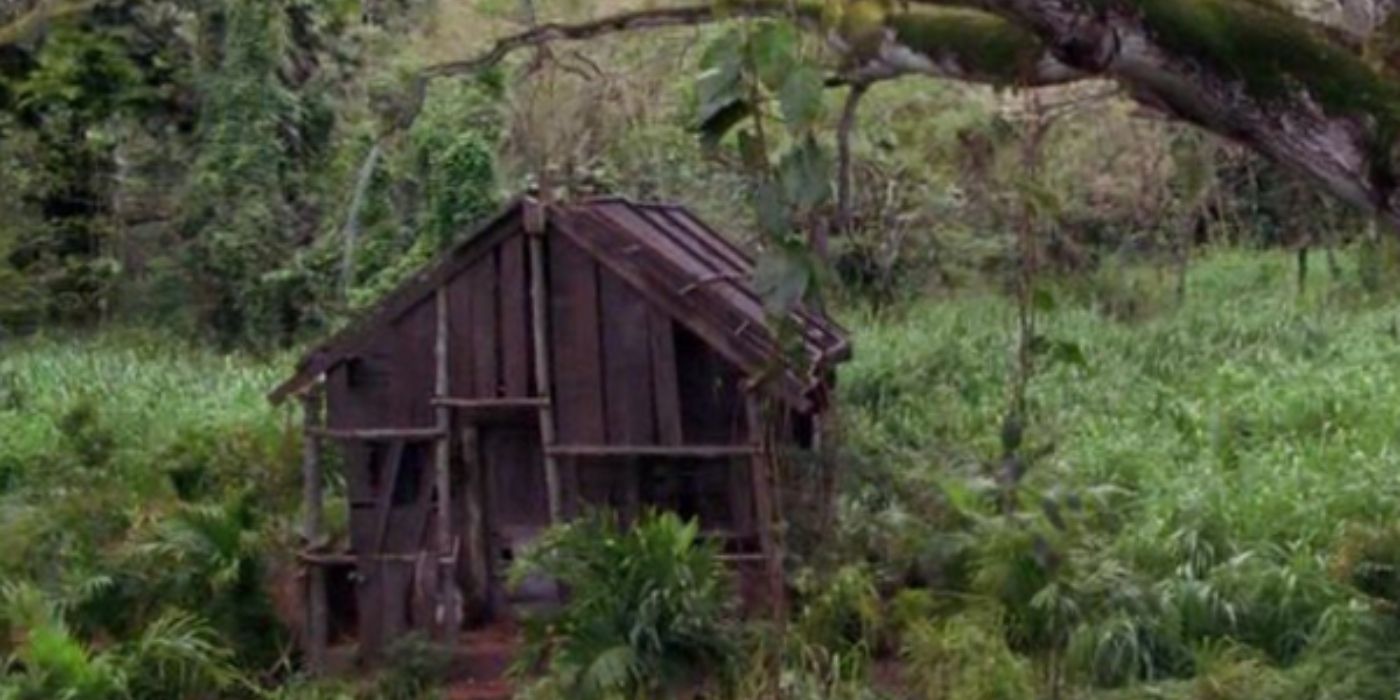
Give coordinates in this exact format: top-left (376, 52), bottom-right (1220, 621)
top-left (814, 410), bottom-right (837, 536)
top-left (745, 393), bottom-right (787, 618)
top-left (434, 288), bottom-right (461, 644)
top-left (300, 388), bottom-right (329, 674)
top-left (526, 200), bottom-right (565, 524)
top-left (459, 425), bottom-right (491, 618)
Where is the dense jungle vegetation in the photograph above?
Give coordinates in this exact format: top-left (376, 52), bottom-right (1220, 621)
top-left (7, 0), bottom-right (1400, 698)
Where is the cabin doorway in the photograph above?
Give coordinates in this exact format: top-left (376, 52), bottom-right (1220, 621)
top-left (475, 424), bottom-right (554, 613)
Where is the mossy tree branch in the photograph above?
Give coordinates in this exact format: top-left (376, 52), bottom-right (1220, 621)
top-left (411, 0), bottom-right (1400, 229)
top-left (0, 0), bottom-right (99, 48)
top-left (420, 2), bottom-right (1080, 88)
top-left (929, 0), bottom-right (1400, 226)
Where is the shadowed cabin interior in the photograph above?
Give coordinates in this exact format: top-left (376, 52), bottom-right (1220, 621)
top-left (269, 196), bottom-right (850, 667)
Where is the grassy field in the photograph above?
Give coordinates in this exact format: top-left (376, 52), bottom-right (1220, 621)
top-left (0, 331), bottom-right (311, 698)
top-left (846, 249), bottom-right (1400, 548)
top-left (5, 249), bottom-right (1400, 697)
top-left (837, 248), bottom-right (1400, 698)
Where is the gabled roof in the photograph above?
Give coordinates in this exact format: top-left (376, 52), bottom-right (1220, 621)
top-left (269, 196), bottom-right (850, 406)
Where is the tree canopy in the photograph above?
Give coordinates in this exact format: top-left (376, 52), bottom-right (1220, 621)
top-left (423, 0), bottom-right (1400, 230)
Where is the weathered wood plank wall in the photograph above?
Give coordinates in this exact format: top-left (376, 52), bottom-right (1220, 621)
top-left (312, 216), bottom-right (785, 656)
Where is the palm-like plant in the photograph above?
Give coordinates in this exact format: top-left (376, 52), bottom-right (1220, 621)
top-left (124, 493), bottom-right (287, 669)
top-left (0, 581), bottom-right (126, 700)
top-left (509, 510), bottom-right (739, 700)
top-left (0, 580), bottom-right (246, 700)
top-left (121, 609), bottom-right (247, 700)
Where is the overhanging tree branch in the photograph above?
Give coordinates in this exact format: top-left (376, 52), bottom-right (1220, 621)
top-left (0, 0), bottom-right (99, 48)
top-left (422, 6), bottom-right (724, 79)
top-left (420, 2), bottom-right (1081, 86)
top-left (921, 0), bottom-right (1400, 227)
top-left (400, 0), bottom-right (1400, 231)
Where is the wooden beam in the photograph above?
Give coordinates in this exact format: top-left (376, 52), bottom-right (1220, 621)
top-left (268, 205), bottom-right (526, 404)
top-left (527, 209), bottom-right (565, 524)
top-left (553, 209), bottom-right (816, 412)
top-left (431, 396), bottom-right (550, 409)
top-left (546, 444), bottom-right (758, 458)
top-left (716, 553), bottom-right (769, 563)
top-left (372, 441), bottom-right (406, 554)
top-left (745, 394), bottom-right (786, 618)
top-left (433, 288), bottom-right (462, 644)
top-left (299, 389), bottom-right (329, 675)
top-left (300, 551), bottom-right (460, 565)
top-left (309, 427), bottom-right (444, 441)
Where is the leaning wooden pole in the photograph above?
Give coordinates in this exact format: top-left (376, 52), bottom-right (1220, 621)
top-left (525, 198), bottom-right (565, 523)
top-left (745, 393), bottom-right (787, 618)
top-left (458, 424), bottom-right (491, 617)
top-left (434, 287), bottom-right (462, 645)
top-left (300, 388), bottom-right (329, 673)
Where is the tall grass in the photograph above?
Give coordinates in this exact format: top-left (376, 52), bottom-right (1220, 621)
top-left (844, 249), bottom-right (1400, 545)
top-left (0, 329), bottom-right (301, 695)
top-left (9, 249), bottom-right (1400, 698)
top-left (836, 248), bottom-right (1400, 698)
top-left (0, 329), bottom-right (290, 494)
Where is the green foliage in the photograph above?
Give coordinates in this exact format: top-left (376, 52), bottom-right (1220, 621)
top-left (793, 565), bottom-right (883, 658)
top-left (509, 510), bottom-right (740, 700)
top-left (121, 609), bottom-right (248, 700)
top-left (0, 329), bottom-right (296, 693)
top-left (263, 677), bottom-right (359, 700)
top-left (902, 610), bottom-right (1035, 700)
top-left (694, 16), bottom-right (835, 334)
top-left (838, 250), bottom-right (1400, 699)
top-left (125, 494), bottom-right (286, 667)
top-left (0, 22), bottom-right (140, 327)
top-left (371, 633), bottom-right (453, 700)
top-left (12, 23), bottom-right (148, 117)
top-left (0, 581), bottom-right (246, 700)
top-left (181, 0), bottom-right (310, 344)
top-left (885, 9), bottom-right (1044, 82)
top-left (410, 80), bottom-right (501, 249)
top-left (1092, 0), bottom-right (1400, 145)
top-left (338, 79), bottom-right (500, 311)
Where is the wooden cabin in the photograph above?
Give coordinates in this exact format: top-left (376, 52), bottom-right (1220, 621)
top-left (270, 196), bottom-right (850, 666)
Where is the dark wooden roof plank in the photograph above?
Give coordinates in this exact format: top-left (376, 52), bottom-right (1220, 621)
top-left (589, 203), bottom-right (776, 345)
top-left (555, 208), bottom-right (814, 411)
top-left (624, 201), bottom-right (847, 362)
top-left (271, 195), bottom-right (849, 409)
top-left (267, 202), bottom-right (525, 403)
top-left (653, 204), bottom-right (850, 362)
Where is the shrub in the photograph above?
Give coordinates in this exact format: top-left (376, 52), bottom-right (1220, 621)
top-left (0, 582), bottom-right (244, 700)
top-left (509, 510), bottom-right (739, 700)
top-left (372, 633), bottom-right (452, 700)
top-left (902, 610), bottom-right (1034, 700)
top-left (792, 565), bottom-right (883, 658)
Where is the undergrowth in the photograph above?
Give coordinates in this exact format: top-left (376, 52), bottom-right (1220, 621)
top-left (0, 330), bottom-right (302, 697)
top-left (9, 248), bottom-right (1400, 698)
top-left (836, 247), bottom-right (1400, 698)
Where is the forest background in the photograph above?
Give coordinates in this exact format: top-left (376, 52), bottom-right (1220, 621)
top-left (7, 0), bottom-right (1400, 698)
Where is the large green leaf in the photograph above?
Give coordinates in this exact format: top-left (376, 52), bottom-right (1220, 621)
top-left (698, 99), bottom-right (753, 147)
top-left (779, 136), bottom-right (832, 212)
top-left (695, 30), bottom-right (745, 132)
top-left (778, 64), bottom-right (825, 132)
top-left (753, 179), bottom-right (791, 237)
top-left (753, 246), bottom-right (813, 315)
top-left (749, 21), bottom-right (799, 91)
